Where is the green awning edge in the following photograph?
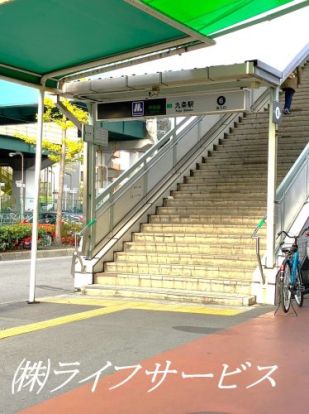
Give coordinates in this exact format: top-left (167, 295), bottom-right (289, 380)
top-left (138, 0), bottom-right (304, 37)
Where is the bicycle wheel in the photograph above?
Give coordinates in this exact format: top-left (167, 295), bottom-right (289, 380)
top-left (280, 263), bottom-right (291, 313)
top-left (294, 268), bottom-right (304, 307)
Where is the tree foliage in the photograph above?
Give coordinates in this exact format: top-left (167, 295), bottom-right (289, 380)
top-left (14, 97), bottom-right (88, 245)
top-left (15, 97), bottom-right (87, 163)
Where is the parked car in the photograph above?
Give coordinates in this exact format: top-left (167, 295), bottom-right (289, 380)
top-left (22, 212), bottom-right (59, 224)
top-left (62, 212), bottom-right (84, 223)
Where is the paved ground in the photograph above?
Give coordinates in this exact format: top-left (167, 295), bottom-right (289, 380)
top-left (2, 289), bottom-right (309, 414)
top-left (0, 256), bottom-right (74, 304)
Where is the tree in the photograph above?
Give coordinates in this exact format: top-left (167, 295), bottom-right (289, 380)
top-left (15, 97), bottom-right (88, 245)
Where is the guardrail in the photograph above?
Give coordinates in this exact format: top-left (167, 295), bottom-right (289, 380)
top-left (95, 117), bottom-right (194, 210)
top-left (251, 216), bottom-right (267, 284)
top-left (275, 143), bottom-right (309, 247)
top-left (81, 107), bottom-right (252, 259)
top-left (0, 212), bottom-right (20, 225)
top-left (71, 217), bottom-right (96, 275)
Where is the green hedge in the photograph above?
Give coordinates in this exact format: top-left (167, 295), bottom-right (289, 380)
top-left (0, 222), bottom-right (83, 251)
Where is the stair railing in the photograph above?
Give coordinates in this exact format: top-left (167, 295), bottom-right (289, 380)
top-left (71, 217), bottom-right (96, 275)
top-left (95, 117), bottom-right (195, 210)
top-left (81, 108), bottom-right (249, 259)
top-left (251, 216), bottom-right (267, 284)
top-left (275, 143), bottom-right (309, 247)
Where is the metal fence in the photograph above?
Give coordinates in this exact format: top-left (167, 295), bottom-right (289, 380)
top-left (0, 195), bottom-right (83, 225)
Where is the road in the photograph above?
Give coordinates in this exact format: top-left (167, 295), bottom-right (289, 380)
top-left (0, 256), bottom-right (74, 304)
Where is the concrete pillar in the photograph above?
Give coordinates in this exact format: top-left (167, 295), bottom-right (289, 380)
top-left (266, 87), bottom-right (279, 268)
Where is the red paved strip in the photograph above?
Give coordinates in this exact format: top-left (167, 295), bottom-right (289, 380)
top-left (20, 307), bottom-right (309, 414)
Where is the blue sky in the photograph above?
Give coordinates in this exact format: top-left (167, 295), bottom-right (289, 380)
top-left (0, 80), bottom-right (37, 106)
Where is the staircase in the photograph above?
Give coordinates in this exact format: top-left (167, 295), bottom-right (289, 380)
top-left (86, 61), bottom-right (309, 306)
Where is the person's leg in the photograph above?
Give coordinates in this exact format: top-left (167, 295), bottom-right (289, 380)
top-left (284, 88), bottom-right (295, 113)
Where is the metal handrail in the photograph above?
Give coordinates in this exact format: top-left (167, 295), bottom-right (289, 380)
top-left (281, 43), bottom-right (309, 83)
top-left (95, 116), bottom-right (197, 209)
top-left (276, 143), bottom-right (309, 203)
top-left (71, 218), bottom-right (96, 275)
top-left (251, 216), bottom-right (267, 284)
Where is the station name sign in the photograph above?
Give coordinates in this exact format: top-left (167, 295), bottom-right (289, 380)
top-left (97, 91), bottom-right (250, 121)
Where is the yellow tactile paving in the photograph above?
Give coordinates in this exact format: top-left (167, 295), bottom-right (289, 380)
top-left (0, 296), bottom-right (247, 340)
top-left (40, 296), bottom-right (246, 315)
top-left (0, 304), bottom-right (128, 340)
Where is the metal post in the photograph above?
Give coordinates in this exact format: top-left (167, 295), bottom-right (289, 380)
top-left (8, 152), bottom-right (24, 220)
top-left (20, 152), bottom-right (24, 221)
top-left (28, 89), bottom-right (44, 304)
top-left (265, 87), bottom-right (279, 268)
top-left (0, 182), bottom-right (4, 212)
top-left (88, 105), bottom-right (97, 255)
top-left (83, 103), bottom-right (96, 257)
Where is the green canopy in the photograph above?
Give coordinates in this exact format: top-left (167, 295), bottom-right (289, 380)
top-left (0, 0), bottom-right (306, 90)
top-left (136, 0), bottom-right (303, 36)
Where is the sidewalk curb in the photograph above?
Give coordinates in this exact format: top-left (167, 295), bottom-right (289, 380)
top-left (0, 248), bottom-right (74, 261)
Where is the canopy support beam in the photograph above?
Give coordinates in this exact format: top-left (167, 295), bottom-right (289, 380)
top-left (265, 86), bottom-right (279, 269)
top-left (28, 88), bottom-right (45, 304)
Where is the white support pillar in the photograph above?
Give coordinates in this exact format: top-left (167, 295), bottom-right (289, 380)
top-left (28, 89), bottom-right (45, 304)
top-left (265, 87), bottom-right (279, 268)
top-left (83, 103), bottom-right (97, 256)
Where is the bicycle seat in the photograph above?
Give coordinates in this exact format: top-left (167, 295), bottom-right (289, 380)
top-left (281, 245), bottom-right (297, 254)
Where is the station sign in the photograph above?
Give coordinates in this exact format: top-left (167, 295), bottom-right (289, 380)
top-left (272, 101), bottom-right (282, 124)
top-left (97, 90), bottom-right (250, 121)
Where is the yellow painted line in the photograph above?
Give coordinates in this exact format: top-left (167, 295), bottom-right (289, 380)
top-left (0, 304), bottom-right (128, 340)
top-left (0, 296), bottom-right (246, 340)
top-left (40, 296), bottom-right (245, 316)
top-left (39, 296), bottom-right (125, 307)
top-left (130, 303), bottom-right (243, 316)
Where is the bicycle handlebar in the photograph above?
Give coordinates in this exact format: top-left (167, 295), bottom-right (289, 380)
top-left (277, 226), bottom-right (309, 240)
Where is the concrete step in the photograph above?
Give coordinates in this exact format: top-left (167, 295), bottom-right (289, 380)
top-left (133, 232), bottom-right (265, 245)
top-left (178, 183), bottom-right (267, 192)
top-left (170, 194), bottom-right (266, 202)
top-left (95, 273), bottom-right (253, 295)
top-left (234, 125), bottom-right (309, 134)
top-left (171, 191), bottom-right (266, 200)
top-left (211, 149), bottom-right (302, 159)
top-left (124, 241), bottom-right (262, 256)
top-left (279, 131), bottom-right (309, 138)
top-left (140, 223), bottom-right (263, 235)
top-left (165, 199), bottom-right (266, 207)
top-left (222, 133), bottom-right (308, 142)
top-left (279, 108), bottom-right (309, 117)
top-left (206, 153), bottom-right (269, 161)
top-left (194, 165), bottom-right (271, 174)
top-left (240, 115), bottom-right (309, 125)
top-left (279, 117), bottom-right (309, 125)
top-left (202, 160), bottom-right (295, 169)
top-left (114, 251), bottom-right (256, 267)
top-left (197, 159), bottom-right (294, 169)
top-left (157, 206), bottom-right (265, 216)
top-left (184, 176), bottom-right (267, 184)
top-left (102, 261), bottom-right (255, 278)
top-left (214, 142), bottom-right (305, 152)
top-left (150, 214), bottom-right (260, 225)
top-left (85, 284), bottom-right (256, 306)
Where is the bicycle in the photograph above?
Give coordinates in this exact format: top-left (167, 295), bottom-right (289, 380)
top-left (276, 226), bottom-right (309, 313)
